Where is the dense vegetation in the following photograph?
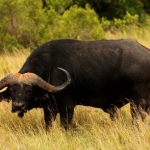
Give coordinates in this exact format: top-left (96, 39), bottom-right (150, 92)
top-left (43, 0), bottom-right (150, 20)
top-left (0, 0), bottom-right (150, 51)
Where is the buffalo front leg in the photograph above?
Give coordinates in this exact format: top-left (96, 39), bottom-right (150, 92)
top-left (43, 105), bottom-right (57, 131)
top-left (59, 104), bottom-right (74, 130)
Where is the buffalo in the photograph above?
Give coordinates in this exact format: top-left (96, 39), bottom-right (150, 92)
top-left (0, 39), bottom-right (150, 130)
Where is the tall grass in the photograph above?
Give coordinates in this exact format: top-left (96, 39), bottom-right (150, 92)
top-left (106, 26), bottom-right (150, 47)
top-left (0, 31), bottom-right (150, 150)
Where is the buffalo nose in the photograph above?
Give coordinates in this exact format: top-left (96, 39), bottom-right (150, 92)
top-left (13, 102), bottom-right (25, 110)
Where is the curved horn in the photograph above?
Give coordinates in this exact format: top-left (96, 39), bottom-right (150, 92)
top-left (0, 68), bottom-right (71, 93)
top-left (0, 74), bottom-right (19, 90)
top-left (24, 67), bottom-right (71, 92)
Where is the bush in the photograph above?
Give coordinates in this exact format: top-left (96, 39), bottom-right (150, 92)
top-left (0, 0), bottom-right (46, 50)
top-left (113, 12), bottom-right (139, 31)
top-left (48, 5), bottom-right (105, 40)
top-left (0, 0), bottom-right (146, 52)
top-left (0, 1), bottom-right (105, 51)
top-left (100, 12), bottom-right (139, 32)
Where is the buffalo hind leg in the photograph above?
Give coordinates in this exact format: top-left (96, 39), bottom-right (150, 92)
top-left (103, 106), bottom-right (119, 121)
top-left (130, 101), bottom-right (146, 126)
top-left (103, 100), bottom-right (129, 121)
top-left (109, 106), bottom-right (120, 121)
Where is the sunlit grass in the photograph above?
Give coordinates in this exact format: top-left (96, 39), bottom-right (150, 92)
top-left (105, 26), bottom-right (150, 48)
top-left (0, 48), bottom-right (30, 76)
top-left (0, 103), bottom-right (150, 150)
top-left (0, 30), bottom-right (150, 149)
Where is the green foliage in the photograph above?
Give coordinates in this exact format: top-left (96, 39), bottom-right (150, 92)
top-left (100, 12), bottom-right (139, 32)
top-left (100, 18), bottom-right (111, 31)
top-left (113, 12), bottom-right (139, 30)
top-left (0, 1), bottom-right (105, 51)
top-left (72, 0), bottom-right (144, 21)
top-left (43, 0), bottom-right (150, 18)
top-left (0, 0), bottom-right (149, 52)
top-left (44, 0), bottom-right (72, 14)
top-left (0, 0), bottom-right (46, 49)
top-left (49, 5), bottom-right (105, 40)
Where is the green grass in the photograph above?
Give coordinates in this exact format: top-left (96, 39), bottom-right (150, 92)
top-left (0, 30), bottom-right (150, 150)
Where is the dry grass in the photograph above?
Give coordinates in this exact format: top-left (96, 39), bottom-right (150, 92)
top-left (105, 26), bottom-right (150, 48)
top-left (0, 103), bottom-right (150, 150)
top-left (0, 31), bottom-right (150, 150)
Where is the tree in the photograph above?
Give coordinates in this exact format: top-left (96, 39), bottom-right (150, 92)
top-left (72, 0), bottom-right (144, 20)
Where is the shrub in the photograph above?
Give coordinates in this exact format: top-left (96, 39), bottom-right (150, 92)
top-left (113, 12), bottom-right (139, 31)
top-left (48, 5), bottom-right (105, 40)
top-left (0, 1), bottom-right (105, 51)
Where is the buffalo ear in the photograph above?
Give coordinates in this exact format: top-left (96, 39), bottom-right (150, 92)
top-left (0, 89), bottom-right (11, 102)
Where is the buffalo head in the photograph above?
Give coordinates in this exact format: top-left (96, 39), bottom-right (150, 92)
top-left (0, 67), bottom-right (71, 115)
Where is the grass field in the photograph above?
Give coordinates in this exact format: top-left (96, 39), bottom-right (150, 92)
top-left (0, 30), bottom-right (150, 150)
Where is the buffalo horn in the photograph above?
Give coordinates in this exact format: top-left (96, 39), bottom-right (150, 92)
top-left (28, 67), bottom-right (71, 92)
top-left (0, 68), bottom-right (71, 92)
top-left (0, 73), bottom-right (19, 90)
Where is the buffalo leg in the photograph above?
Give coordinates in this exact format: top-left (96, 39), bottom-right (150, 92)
top-left (130, 102), bottom-right (139, 125)
top-left (103, 106), bottom-right (119, 121)
top-left (59, 104), bottom-right (74, 130)
top-left (130, 101), bottom-right (146, 126)
top-left (108, 106), bottom-right (119, 121)
top-left (103, 101), bottom-right (128, 120)
top-left (43, 104), bottom-right (57, 131)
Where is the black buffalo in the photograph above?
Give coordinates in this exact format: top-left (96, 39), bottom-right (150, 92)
top-left (0, 39), bottom-right (150, 129)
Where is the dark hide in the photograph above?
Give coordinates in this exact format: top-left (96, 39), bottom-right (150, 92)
top-left (1, 39), bottom-right (150, 129)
